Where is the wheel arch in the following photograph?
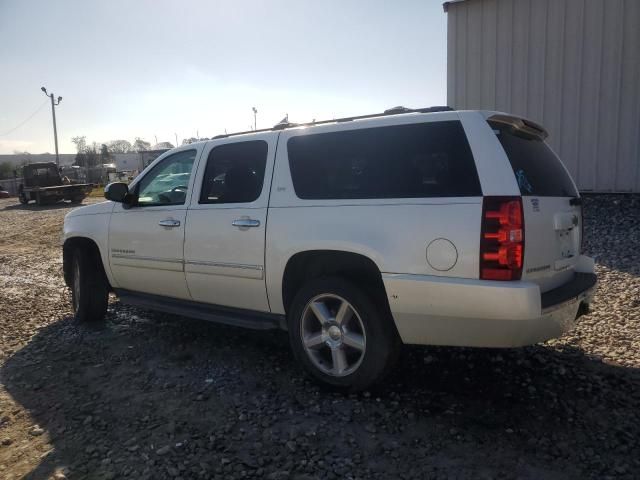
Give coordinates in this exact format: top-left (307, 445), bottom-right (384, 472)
top-left (63, 236), bottom-right (111, 290)
top-left (281, 249), bottom-right (390, 316)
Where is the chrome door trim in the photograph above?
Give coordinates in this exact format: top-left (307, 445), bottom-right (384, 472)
top-left (110, 254), bottom-right (184, 272)
top-left (184, 260), bottom-right (263, 270)
top-left (111, 255), bottom-right (263, 271)
top-left (111, 254), bottom-right (183, 264)
top-left (184, 260), bottom-right (264, 280)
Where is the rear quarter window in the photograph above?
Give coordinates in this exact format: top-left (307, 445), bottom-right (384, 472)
top-left (491, 123), bottom-right (578, 197)
top-left (287, 121), bottom-right (481, 200)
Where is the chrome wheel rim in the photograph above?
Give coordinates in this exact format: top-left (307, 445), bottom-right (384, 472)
top-left (72, 258), bottom-right (81, 312)
top-left (300, 294), bottom-right (366, 377)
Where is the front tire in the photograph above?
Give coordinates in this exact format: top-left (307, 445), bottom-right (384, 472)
top-left (71, 248), bottom-right (109, 323)
top-left (288, 277), bottom-right (400, 391)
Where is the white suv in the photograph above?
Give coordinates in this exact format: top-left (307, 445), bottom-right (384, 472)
top-left (62, 107), bottom-right (597, 390)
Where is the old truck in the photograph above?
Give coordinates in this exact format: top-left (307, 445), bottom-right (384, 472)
top-left (18, 162), bottom-right (93, 205)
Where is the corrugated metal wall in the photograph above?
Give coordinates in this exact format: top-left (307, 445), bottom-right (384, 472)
top-left (446, 0), bottom-right (640, 192)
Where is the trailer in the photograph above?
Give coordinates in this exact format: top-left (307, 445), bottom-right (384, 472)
top-left (18, 162), bottom-right (93, 205)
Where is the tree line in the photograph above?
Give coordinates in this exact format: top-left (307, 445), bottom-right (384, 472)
top-left (0, 135), bottom-right (207, 179)
top-left (70, 136), bottom-right (174, 168)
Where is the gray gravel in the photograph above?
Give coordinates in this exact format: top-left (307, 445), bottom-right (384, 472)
top-left (0, 195), bottom-right (638, 480)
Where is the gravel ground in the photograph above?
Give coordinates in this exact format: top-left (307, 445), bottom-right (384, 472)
top-left (0, 195), bottom-right (638, 480)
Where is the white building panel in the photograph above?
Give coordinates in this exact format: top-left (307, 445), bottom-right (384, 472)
top-left (445, 0), bottom-right (640, 192)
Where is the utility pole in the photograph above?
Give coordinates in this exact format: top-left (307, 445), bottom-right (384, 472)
top-left (252, 107), bottom-right (257, 130)
top-left (175, 133), bottom-right (178, 147)
top-left (41, 87), bottom-right (62, 167)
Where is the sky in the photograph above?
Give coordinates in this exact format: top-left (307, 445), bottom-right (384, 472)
top-left (0, 0), bottom-right (448, 154)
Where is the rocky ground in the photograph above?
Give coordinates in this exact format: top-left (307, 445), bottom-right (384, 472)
top-left (0, 195), bottom-right (638, 480)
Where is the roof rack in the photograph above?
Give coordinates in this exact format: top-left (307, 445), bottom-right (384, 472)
top-left (212, 106), bottom-right (454, 139)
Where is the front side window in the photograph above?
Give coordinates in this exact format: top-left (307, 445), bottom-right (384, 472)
top-left (136, 150), bottom-right (196, 206)
top-left (199, 140), bottom-right (267, 204)
top-left (287, 121), bottom-right (481, 200)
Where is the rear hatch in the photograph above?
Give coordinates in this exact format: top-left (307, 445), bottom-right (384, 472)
top-left (489, 115), bottom-right (582, 293)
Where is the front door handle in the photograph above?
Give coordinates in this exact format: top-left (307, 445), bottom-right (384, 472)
top-left (159, 219), bottom-right (181, 227)
top-left (232, 218), bottom-right (260, 228)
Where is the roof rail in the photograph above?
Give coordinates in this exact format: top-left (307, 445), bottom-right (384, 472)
top-left (212, 106), bottom-right (454, 139)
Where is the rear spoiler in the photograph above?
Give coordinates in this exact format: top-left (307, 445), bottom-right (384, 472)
top-left (487, 114), bottom-right (549, 140)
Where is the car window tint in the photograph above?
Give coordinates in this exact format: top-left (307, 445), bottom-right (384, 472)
top-left (490, 122), bottom-right (578, 197)
top-left (136, 149), bottom-right (196, 206)
top-left (199, 141), bottom-right (268, 204)
top-left (287, 121), bottom-right (481, 200)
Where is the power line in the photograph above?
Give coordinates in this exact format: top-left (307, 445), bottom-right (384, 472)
top-left (0, 100), bottom-right (49, 137)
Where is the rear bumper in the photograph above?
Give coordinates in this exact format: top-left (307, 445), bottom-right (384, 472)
top-left (540, 272), bottom-right (596, 311)
top-left (383, 257), bottom-right (597, 348)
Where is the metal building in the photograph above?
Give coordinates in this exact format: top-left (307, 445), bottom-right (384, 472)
top-left (444, 0), bottom-right (640, 193)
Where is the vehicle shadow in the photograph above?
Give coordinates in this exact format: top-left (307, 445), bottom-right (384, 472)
top-left (2, 304), bottom-right (639, 479)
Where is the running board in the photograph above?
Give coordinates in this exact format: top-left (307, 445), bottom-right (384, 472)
top-left (115, 289), bottom-right (285, 330)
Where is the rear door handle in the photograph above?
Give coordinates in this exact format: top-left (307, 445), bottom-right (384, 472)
top-left (159, 219), bottom-right (181, 227)
top-left (232, 218), bottom-right (260, 228)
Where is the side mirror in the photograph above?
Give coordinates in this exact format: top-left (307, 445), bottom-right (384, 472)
top-left (104, 182), bottom-right (130, 203)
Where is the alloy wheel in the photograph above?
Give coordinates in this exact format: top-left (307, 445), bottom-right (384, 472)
top-left (300, 294), bottom-right (366, 377)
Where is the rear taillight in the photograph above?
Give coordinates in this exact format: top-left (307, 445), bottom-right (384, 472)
top-left (480, 196), bottom-right (524, 281)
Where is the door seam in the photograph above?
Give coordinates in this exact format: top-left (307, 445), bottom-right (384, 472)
top-left (263, 132), bottom-right (282, 313)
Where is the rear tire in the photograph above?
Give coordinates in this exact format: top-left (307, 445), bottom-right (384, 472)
top-left (288, 277), bottom-right (400, 392)
top-left (71, 247), bottom-right (109, 323)
top-left (18, 192), bottom-right (28, 204)
top-left (71, 196), bottom-right (84, 204)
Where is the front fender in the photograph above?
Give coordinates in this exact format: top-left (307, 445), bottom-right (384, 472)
top-left (62, 211), bottom-right (117, 288)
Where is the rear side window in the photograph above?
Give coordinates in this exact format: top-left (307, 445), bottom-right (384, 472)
top-left (287, 121), bottom-right (481, 200)
top-left (492, 124), bottom-right (578, 197)
top-left (199, 140), bottom-right (267, 204)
